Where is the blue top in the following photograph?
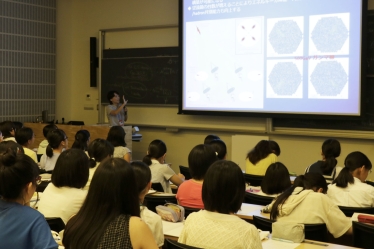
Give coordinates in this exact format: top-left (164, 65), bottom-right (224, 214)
top-left (0, 199), bottom-right (58, 249)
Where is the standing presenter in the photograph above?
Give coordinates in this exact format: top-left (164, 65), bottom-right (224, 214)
top-left (106, 90), bottom-right (128, 126)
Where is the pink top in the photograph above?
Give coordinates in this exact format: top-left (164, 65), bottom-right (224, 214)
top-left (176, 180), bottom-right (204, 209)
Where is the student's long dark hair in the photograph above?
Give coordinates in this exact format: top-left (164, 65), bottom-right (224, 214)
top-left (333, 151), bottom-right (372, 188)
top-left (46, 129), bottom-right (66, 158)
top-left (270, 173), bottom-right (327, 220)
top-left (143, 139), bottom-right (167, 166)
top-left (71, 130), bottom-right (90, 151)
top-left (63, 158), bottom-right (140, 249)
top-left (246, 140), bottom-right (280, 165)
top-left (106, 126), bottom-right (126, 147)
top-left (320, 139), bottom-right (341, 175)
top-left (261, 162), bottom-right (291, 195)
top-left (87, 139), bottom-right (114, 168)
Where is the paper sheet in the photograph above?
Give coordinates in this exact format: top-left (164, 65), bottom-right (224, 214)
top-left (262, 239), bottom-right (300, 249)
top-left (237, 203), bottom-right (264, 215)
top-left (162, 220), bottom-right (184, 237)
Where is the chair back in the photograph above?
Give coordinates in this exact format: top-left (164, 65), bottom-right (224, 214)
top-left (45, 217), bottom-right (65, 232)
top-left (151, 182), bottom-right (164, 192)
top-left (243, 192), bottom-right (274, 206)
top-left (353, 221), bottom-right (374, 249)
top-left (144, 195), bottom-right (177, 213)
top-left (182, 206), bottom-right (201, 219)
top-left (165, 239), bottom-right (203, 249)
top-left (36, 181), bottom-right (50, 192)
top-left (304, 223), bottom-right (328, 242)
top-left (365, 181), bottom-right (374, 187)
top-left (253, 215), bottom-right (274, 232)
top-left (243, 173), bottom-right (264, 186)
top-left (338, 206), bottom-right (374, 217)
top-left (179, 165), bottom-right (192, 180)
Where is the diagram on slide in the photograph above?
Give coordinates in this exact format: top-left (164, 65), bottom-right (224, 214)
top-left (308, 59), bottom-right (348, 99)
top-left (266, 60), bottom-right (303, 98)
top-left (235, 17), bottom-right (263, 54)
top-left (267, 17), bottom-right (304, 57)
top-left (309, 13), bottom-right (350, 55)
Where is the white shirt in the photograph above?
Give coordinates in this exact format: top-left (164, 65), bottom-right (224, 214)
top-left (83, 162), bottom-right (100, 190)
top-left (38, 184), bottom-right (87, 224)
top-left (140, 206), bottom-right (164, 247)
top-left (178, 210), bottom-right (262, 249)
top-left (150, 159), bottom-right (175, 193)
top-left (40, 152), bottom-right (61, 171)
top-left (327, 177), bottom-right (374, 207)
top-left (113, 146), bottom-right (131, 159)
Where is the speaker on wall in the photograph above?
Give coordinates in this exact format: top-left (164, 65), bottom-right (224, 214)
top-left (90, 37), bottom-right (98, 87)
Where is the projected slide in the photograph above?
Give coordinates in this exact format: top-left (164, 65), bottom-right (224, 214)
top-left (181, 0), bottom-right (363, 116)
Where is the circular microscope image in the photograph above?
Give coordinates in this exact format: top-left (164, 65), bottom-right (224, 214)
top-left (311, 16), bottom-right (348, 53)
top-left (269, 20), bottom-right (302, 54)
top-left (269, 62), bottom-right (302, 96)
top-left (310, 61), bottom-right (347, 96)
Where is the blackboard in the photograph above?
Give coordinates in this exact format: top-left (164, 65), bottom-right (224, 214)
top-left (367, 10), bottom-right (374, 75)
top-left (101, 47), bottom-right (179, 105)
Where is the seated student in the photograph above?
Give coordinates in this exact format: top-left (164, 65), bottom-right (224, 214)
top-left (38, 149), bottom-right (89, 224)
top-left (71, 130), bottom-right (90, 154)
top-left (63, 158), bottom-right (158, 249)
top-left (178, 160), bottom-right (262, 249)
top-left (253, 162), bottom-right (291, 197)
top-left (245, 140), bottom-right (280, 175)
top-left (0, 121), bottom-right (16, 142)
top-left (305, 139), bottom-right (341, 183)
top-left (0, 150), bottom-right (57, 249)
top-left (15, 127), bottom-right (37, 163)
top-left (106, 126), bottom-right (131, 162)
top-left (131, 161), bottom-right (164, 248)
top-left (143, 139), bottom-right (184, 193)
top-left (40, 129), bottom-right (67, 172)
top-left (0, 141), bottom-right (24, 154)
top-left (327, 151), bottom-right (374, 207)
top-left (266, 173), bottom-right (352, 238)
top-left (176, 144), bottom-right (217, 208)
top-left (37, 124), bottom-right (57, 155)
top-left (12, 121), bottom-right (23, 132)
top-left (84, 138), bottom-right (114, 190)
top-left (209, 139), bottom-right (227, 160)
top-left (203, 134), bottom-right (220, 144)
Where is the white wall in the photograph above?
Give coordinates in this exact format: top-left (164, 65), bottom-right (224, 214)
top-left (56, 0), bottom-right (374, 179)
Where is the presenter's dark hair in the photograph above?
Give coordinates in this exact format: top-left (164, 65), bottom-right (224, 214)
top-left (63, 158), bottom-right (139, 249)
top-left (42, 124), bottom-right (58, 138)
top-left (107, 90), bottom-right (120, 104)
top-left (333, 151), bottom-right (372, 188)
top-left (131, 161), bottom-right (151, 194)
top-left (143, 139), bottom-right (167, 166)
top-left (0, 150), bottom-right (39, 199)
top-left (52, 149), bottom-right (89, 189)
top-left (247, 140), bottom-right (280, 165)
top-left (204, 134), bottom-right (220, 144)
top-left (209, 139), bottom-right (227, 160)
top-left (46, 129), bottom-right (67, 158)
top-left (0, 141), bottom-right (24, 154)
top-left (15, 127), bottom-right (34, 146)
top-left (0, 121), bottom-right (15, 138)
top-left (106, 126), bottom-right (126, 147)
top-left (270, 173), bottom-right (327, 220)
top-left (72, 130), bottom-right (90, 151)
top-left (188, 144), bottom-right (217, 180)
top-left (261, 162), bottom-right (291, 195)
top-left (202, 160), bottom-right (245, 214)
top-left (320, 139), bottom-right (341, 175)
top-left (87, 139), bottom-right (114, 168)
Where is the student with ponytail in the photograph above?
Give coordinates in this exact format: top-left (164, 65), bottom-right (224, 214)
top-left (40, 129), bottom-right (67, 172)
top-left (143, 139), bottom-right (184, 193)
top-left (305, 139), bottom-right (341, 183)
top-left (83, 138), bottom-right (114, 190)
top-left (327, 151), bottom-right (374, 207)
top-left (71, 130), bottom-right (90, 153)
top-left (265, 173), bottom-right (351, 238)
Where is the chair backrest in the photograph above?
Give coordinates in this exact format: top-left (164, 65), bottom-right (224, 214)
top-left (366, 181), bottom-right (374, 187)
top-left (243, 173), bottom-right (264, 187)
top-left (165, 239), bottom-right (203, 249)
top-left (36, 181), bottom-right (50, 192)
top-left (179, 165), bottom-right (192, 180)
top-left (243, 192), bottom-right (274, 206)
top-left (151, 182), bottom-right (164, 192)
top-left (353, 221), bottom-right (374, 249)
top-left (144, 195), bottom-right (177, 213)
top-left (338, 206), bottom-right (374, 217)
top-left (253, 215), bottom-right (274, 232)
top-left (45, 217), bottom-right (65, 232)
top-left (182, 206), bottom-right (201, 219)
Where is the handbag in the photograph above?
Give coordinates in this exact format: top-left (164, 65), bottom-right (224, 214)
top-left (272, 221), bottom-right (305, 243)
top-left (156, 203), bottom-right (185, 222)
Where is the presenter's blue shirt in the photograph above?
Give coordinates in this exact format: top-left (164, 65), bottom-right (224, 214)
top-left (0, 199), bottom-right (58, 249)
